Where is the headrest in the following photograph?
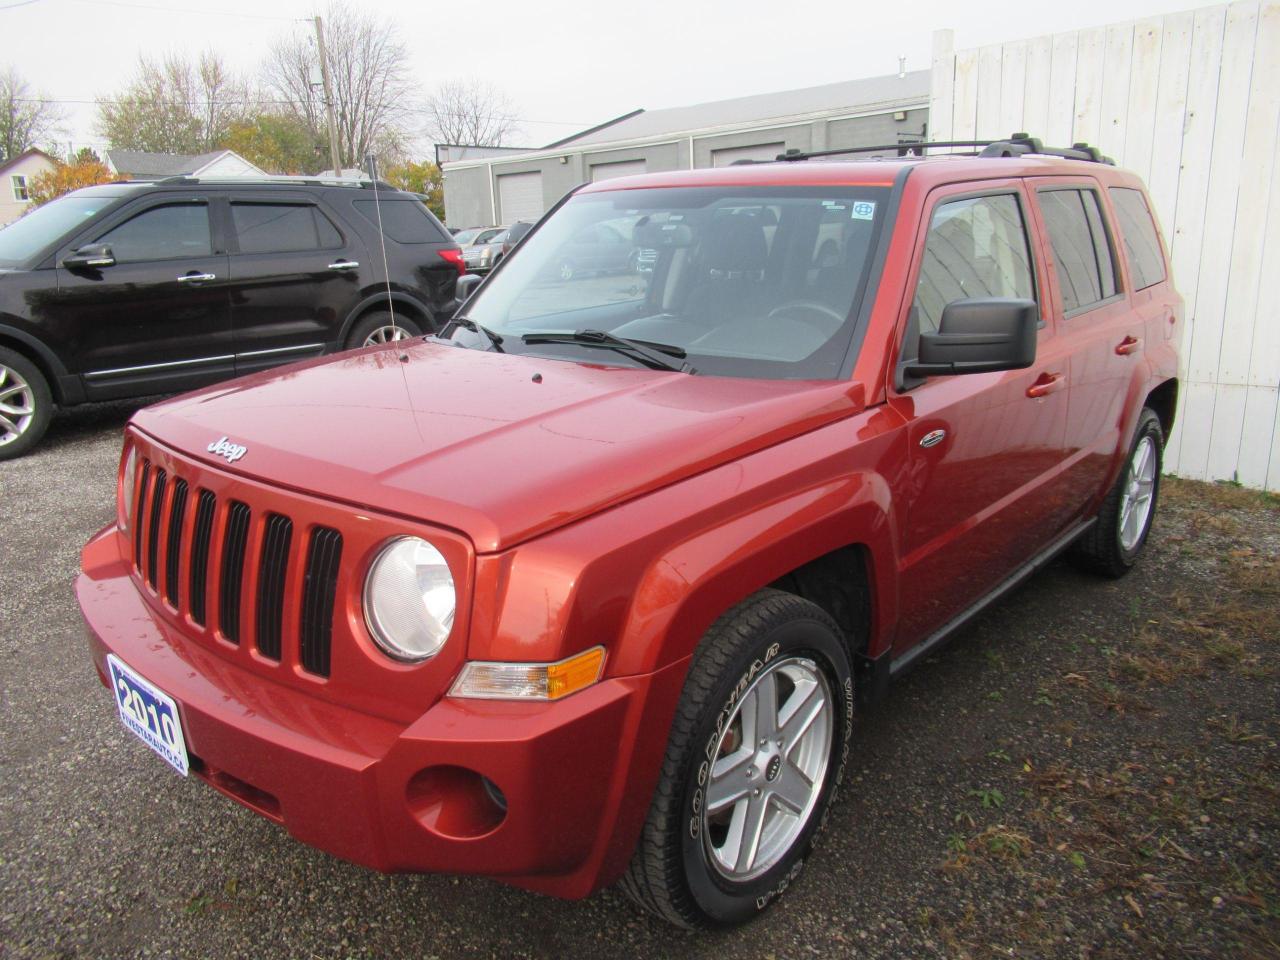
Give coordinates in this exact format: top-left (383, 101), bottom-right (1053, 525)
top-left (702, 213), bottom-right (768, 272)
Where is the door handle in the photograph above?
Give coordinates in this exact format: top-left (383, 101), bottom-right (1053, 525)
top-left (1026, 372), bottom-right (1066, 399)
top-left (176, 272), bottom-right (216, 284)
top-left (1115, 335), bottom-right (1142, 355)
top-left (327, 260), bottom-right (360, 271)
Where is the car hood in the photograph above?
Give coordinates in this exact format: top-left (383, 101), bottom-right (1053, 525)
top-left (132, 342), bottom-right (865, 553)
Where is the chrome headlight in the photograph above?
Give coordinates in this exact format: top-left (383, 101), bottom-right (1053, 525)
top-left (363, 537), bottom-right (456, 662)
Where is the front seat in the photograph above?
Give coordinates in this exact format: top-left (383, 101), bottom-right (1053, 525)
top-left (682, 213), bottom-right (770, 328)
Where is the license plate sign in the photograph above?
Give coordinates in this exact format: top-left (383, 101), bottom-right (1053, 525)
top-left (106, 654), bottom-right (189, 776)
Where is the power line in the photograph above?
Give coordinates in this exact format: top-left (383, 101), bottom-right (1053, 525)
top-left (0, 0), bottom-right (47, 9)
top-left (66, 0), bottom-right (306, 21)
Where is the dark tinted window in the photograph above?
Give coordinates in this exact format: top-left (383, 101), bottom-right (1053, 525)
top-left (912, 193), bottom-right (1034, 348)
top-left (1110, 188), bottom-right (1166, 290)
top-left (1038, 189), bottom-right (1118, 313)
top-left (352, 198), bottom-right (445, 244)
top-left (232, 203), bottom-right (342, 254)
top-left (97, 203), bottom-right (211, 262)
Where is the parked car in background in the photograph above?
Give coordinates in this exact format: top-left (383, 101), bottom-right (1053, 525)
top-left (0, 177), bottom-right (464, 460)
top-left (460, 226), bottom-right (509, 274)
top-left (78, 136), bottom-right (1181, 930)
top-left (501, 220), bottom-right (534, 257)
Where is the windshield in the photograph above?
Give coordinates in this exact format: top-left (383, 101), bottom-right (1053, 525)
top-left (453, 228), bottom-right (484, 244)
top-left (459, 186), bottom-right (890, 379)
top-left (0, 194), bottom-right (117, 268)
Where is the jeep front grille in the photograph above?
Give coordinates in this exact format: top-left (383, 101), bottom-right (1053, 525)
top-left (131, 459), bottom-right (337, 677)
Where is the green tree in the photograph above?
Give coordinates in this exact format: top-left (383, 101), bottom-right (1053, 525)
top-left (385, 161), bottom-right (444, 219)
top-left (221, 114), bottom-right (323, 175)
top-left (97, 52), bottom-right (250, 154)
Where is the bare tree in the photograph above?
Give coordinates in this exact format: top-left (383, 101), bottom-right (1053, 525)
top-left (422, 79), bottom-right (517, 147)
top-left (262, 2), bottom-right (414, 170)
top-left (96, 52), bottom-right (252, 154)
top-left (0, 67), bottom-right (62, 162)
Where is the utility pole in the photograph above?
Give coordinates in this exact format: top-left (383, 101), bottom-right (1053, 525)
top-left (313, 16), bottom-right (343, 176)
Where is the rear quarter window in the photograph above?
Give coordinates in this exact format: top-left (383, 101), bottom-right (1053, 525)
top-left (352, 198), bottom-right (447, 244)
top-left (1109, 188), bottom-right (1167, 290)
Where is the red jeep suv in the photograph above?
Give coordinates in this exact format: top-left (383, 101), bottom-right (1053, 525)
top-left (78, 136), bottom-right (1181, 928)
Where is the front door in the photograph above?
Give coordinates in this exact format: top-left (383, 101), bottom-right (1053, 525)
top-left (51, 197), bottom-right (232, 399)
top-left (888, 183), bottom-right (1076, 653)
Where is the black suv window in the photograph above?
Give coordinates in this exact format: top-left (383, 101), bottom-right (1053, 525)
top-left (352, 198), bottom-right (445, 244)
top-left (232, 202), bottom-right (342, 254)
top-left (1038, 188), bottom-right (1118, 313)
top-left (97, 203), bottom-right (212, 262)
top-left (1109, 188), bottom-right (1166, 290)
top-left (911, 193), bottom-right (1034, 349)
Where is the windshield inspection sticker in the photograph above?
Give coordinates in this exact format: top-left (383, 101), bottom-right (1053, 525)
top-left (851, 201), bottom-right (877, 221)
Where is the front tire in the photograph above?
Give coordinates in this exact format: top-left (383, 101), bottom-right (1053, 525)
top-left (1069, 406), bottom-right (1163, 578)
top-left (621, 590), bottom-right (854, 928)
top-left (0, 346), bottom-right (52, 461)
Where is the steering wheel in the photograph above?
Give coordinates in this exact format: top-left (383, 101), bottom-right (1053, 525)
top-left (766, 300), bottom-right (847, 334)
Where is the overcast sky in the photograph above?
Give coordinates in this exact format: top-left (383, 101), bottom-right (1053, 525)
top-left (1, 0), bottom-right (1208, 156)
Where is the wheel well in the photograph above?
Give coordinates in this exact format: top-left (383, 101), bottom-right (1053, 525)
top-left (0, 333), bottom-right (62, 404)
top-left (1145, 378), bottom-right (1178, 438)
top-left (354, 297), bottom-right (428, 333)
top-left (768, 544), bottom-right (872, 658)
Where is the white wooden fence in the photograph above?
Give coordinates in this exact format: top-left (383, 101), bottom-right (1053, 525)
top-left (930, 1), bottom-right (1280, 490)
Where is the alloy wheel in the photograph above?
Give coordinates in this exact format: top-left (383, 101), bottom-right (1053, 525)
top-left (702, 656), bottom-right (833, 881)
top-left (1119, 435), bottom-right (1157, 551)
top-left (362, 325), bottom-right (412, 347)
top-left (0, 362), bottom-right (36, 448)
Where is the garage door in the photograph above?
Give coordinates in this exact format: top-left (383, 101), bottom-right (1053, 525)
top-left (710, 142), bottom-right (786, 167)
top-left (590, 159), bottom-right (646, 182)
top-left (497, 171), bottom-right (544, 222)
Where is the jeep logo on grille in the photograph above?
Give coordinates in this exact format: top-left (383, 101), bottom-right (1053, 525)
top-left (207, 436), bottom-right (248, 463)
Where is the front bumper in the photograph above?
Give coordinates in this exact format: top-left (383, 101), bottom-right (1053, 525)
top-left (78, 525), bottom-right (685, 898)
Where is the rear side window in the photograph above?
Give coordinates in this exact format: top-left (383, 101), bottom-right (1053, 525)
top-left (1038, 189), bottom-right (1118, 313)
top-left (97, 203), bottom-right (211, 262)
top-left (1109, 188), bottom-right (1166, 290)
top-left (352, 199), bottom-right (446, 244)
top-left (232, 203), bottom-right (342, 254)
top-left (912, 193), bottom-right (1035, 345)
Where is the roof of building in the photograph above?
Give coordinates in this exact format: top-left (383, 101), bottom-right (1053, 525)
top-left (552, 70), bottom-right (930, 148)
top-left (105, 149), bottom-right (262, 178)
top-left (0, 147), bottom-right (58, 177)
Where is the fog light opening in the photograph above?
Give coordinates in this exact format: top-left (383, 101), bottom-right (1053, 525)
top-left (406, 765), bottom-right (507, 839)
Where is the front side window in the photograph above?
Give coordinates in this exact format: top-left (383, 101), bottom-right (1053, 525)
top-left (96, 203), bottom-right (212, 262)
top-left (1038, 188), bottom-right (1118, 314)
top-left (910, 193), bottom-right (1034, 355)
top-left (232, 203), bottom-right (342, 254)
top-left (11, 175), bottom-right (28, 202)
top-left (1109, 188), bottom-right (1166, 290)
top-left (460, 185), bottom-right (891, 380)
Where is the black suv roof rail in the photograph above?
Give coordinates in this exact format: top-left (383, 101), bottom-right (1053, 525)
top-left (149, 175), bottom-right (399, 189)
top-left (772, 133), bottom-right (1115, 166)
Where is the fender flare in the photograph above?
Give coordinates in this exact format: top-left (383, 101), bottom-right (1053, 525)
top-left (0, 322), bottom-right (76, 403)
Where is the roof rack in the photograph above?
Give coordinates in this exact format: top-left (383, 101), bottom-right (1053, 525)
top-left (150, 175), bottom-right (398, 189)
top-left (774, 133), bottom-right (1115, 165)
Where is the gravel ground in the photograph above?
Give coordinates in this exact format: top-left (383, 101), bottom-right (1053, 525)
top-left (1, 402), bottom-right (1276, 959)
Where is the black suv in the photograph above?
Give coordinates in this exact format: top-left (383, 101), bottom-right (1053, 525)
top-left (0, 177), bottom-right (463, 459)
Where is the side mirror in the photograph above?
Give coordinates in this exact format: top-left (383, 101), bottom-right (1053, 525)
top-left (63, 243), bottom-right (115, 271)
top-left (454, 273), bottom-right (483, 307)
top-left (904, 298), bottom-right (1038, 378)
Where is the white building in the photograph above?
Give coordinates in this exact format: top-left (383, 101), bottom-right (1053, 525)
top-left (0, 148), bottom-right (57, 226)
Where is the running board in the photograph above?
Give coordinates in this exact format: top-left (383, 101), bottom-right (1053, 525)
top-left (889, 518), bottom-right (1096, 678)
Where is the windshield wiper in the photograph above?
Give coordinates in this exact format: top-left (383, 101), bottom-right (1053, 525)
top-left (521, 329), bottom-right (695, 374)
top-left (447, 316), bottom-right (505, 352)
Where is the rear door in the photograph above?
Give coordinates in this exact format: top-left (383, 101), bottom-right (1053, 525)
top-left (889, 182), bottom-right (1076, 652)
top-left (1028, 180), bottom-right (1141, 500)
top-left (51, 196), bottom-right (233, 398)
top-left (225, 194), bottom-right (366, 374)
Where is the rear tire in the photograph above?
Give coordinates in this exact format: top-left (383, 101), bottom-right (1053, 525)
top-left (0, 346), bottom-right (52, 461)
top-left (620, 589), bottom-right (854, 928)
top-left (344, 311), bottom-right (423, 349)
top-left (1069, 407), bottom-right (1163, 578)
